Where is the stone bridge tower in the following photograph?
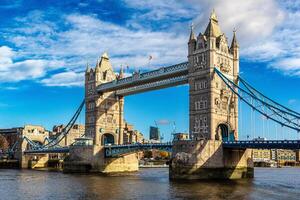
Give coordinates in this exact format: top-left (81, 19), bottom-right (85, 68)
top-left (65, 53), bottom-right (138, 173)
top-left (171, 11), bottom-right (252, 180)
top-left (85, 53), bottom-right (124, 145)
top-left (188, 10), bottom-right (239, 141)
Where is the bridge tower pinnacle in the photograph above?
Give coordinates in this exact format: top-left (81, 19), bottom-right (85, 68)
top-left (188, 10), bottom-right (239, 141)
top-left (85, 52), bottom-right (124, 146)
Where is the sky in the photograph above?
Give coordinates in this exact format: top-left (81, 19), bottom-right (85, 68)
top-left (0, 0), bottom-right (300, 141)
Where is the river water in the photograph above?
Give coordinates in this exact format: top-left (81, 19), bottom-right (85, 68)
top-left (0, 167), bottom-right (299, 200)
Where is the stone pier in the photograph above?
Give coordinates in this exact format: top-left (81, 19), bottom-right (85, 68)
top-left (64, 144), bottom-right (138, 173)
top-left (170, 140), bottom-right (253, 179)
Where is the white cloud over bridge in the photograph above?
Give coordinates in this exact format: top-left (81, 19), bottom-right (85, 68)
top-left (0, 0), bottom-right (299, 86)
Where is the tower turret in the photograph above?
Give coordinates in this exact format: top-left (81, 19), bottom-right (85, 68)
top-left (204, 9), bottom-right (222, 50)
top-left (230, 30), bottom-right (239, 77)
top-left (118, 65), bottom-right (124, 79)
top-left (188, 23), bottom-right (197, 55)
top-left (230, 30), bottom-right (239, 58)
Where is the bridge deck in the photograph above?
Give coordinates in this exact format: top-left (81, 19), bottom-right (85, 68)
top-left (22, 140), bottom-right (300, 156)
top-left (104, 143), bottom-right (172, 157)
top-left (24, 147), bottom-right (70, 154)
top-left (223, 140), bottom-right (300, 150)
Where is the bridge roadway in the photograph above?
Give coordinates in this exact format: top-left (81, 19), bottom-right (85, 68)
top-left (23, 146), bottom-right (70, 154)
top-left (97, 62), bottom-right (189, 96)
top-left (23, 140), bottom-right (300, 156)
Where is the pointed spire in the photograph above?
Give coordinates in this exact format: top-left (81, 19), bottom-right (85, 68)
top-left (230, 29), bottom-right (239, 49)
top-left (210, 9), bottom-right (218, 22)
top-left (101, 52), bottom-right (109, 59)
top-left (119, 65), bottom-right (124, 79)
top-left (85, 62), bottom-right (90, 72)
top-left (204, 9), bottom-right (222, 38)
top-left (189, 22), bottom-right (196, 42)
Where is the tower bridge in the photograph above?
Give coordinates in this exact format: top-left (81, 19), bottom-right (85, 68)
top-left (7, 10), bottom-right (300, 179)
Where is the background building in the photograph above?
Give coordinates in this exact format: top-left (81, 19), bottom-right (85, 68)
top-left (123, 122), bottom-right (144, 144)
top-left (149, 126), bottom-right (160, 141)
top-left (173, 133), bottom-right (189, 141)
top-left (51, 124), bottom-right (85, 146)
top-left (252, 149), bottom-right (297, 167)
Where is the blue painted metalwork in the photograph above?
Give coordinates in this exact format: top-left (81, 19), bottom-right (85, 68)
top-left (43, 100), bottom-right (85, 148)
top-left (104, 140), bottom-right (300, 158)
top-left (20, 64), bottom-right (300, 156)
top-left (23, 139), bottom-right (300, 156)
top-left (214, 67), bottom-right (300, 132)
top-left (116, 75), bottom-right (188, 96)
top-left (24, 147), bottom-right (70, 154)
top-left (104, 143), bottom-right (173, 157)
top-left (223, 140), bottom-right (300, 150)
top-left (97, 62), bottom-right (189, 94)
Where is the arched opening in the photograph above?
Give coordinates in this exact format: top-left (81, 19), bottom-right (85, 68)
top-left (102, 133), bottom-right (115, 145)
top-left (216, 123), bottom-right (233, 142)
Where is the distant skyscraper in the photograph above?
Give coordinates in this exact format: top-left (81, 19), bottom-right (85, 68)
top-left (149, 126), bottom-right (160, 141)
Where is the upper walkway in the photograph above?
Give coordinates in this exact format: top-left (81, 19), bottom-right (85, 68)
top-left (97, 62), bottom-right (189, 96)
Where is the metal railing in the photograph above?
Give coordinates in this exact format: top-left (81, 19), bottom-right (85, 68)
top-left (97, 62), bottom-right (189, 92)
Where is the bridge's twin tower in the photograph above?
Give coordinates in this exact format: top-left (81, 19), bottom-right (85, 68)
top-left (85, 53), bottom-right (124, 146)
top-left (171, 11), bottom-right (252, 179)
top-left (188, 10), bottom-right (239, 142)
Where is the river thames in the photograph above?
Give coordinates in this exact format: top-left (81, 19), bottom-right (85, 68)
top-left (0, 167), bottom-right (299, 200)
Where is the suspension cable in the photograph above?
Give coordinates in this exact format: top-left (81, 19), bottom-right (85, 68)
top-left (214, 67), bottom-right (300, 132)
top-left (239, 76), bottom-right (300, 117)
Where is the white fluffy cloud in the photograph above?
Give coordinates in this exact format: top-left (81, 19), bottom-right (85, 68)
top-left (40, 71), bottom-right (84, 87)
top-left (1, 0), bottom-right (300, 87)
top-left (126, 0), bottom-right (300, 76)
top-left (0, 46), bottom-right (63, 82)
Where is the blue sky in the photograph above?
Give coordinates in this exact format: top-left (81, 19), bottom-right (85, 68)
top-left (0, 0), bottom-right (300, 141)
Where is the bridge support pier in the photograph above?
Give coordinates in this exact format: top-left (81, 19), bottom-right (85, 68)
top-left (64, 145), bottom-right (138, 173)
top-left (20, 154), bottom-right (49, 169)
top-left (170, 140), bottom-right (253, 179)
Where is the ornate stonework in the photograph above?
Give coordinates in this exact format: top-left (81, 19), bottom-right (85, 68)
top-left (188, 10), bottom-right (239, 141)
top-left (85, 53), bottom-right (125, 145)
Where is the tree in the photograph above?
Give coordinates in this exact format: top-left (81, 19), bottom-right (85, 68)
top-left (159, 151), bottom-right (169, 159)
top-left (0, 135), bottom-right (9, 152)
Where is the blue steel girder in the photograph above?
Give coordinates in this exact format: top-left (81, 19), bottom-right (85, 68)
top-left (97, 62), bottom-right (189, 94)
top-left (214, 67), bottom-right (300, 132)
top-left (116, 75), bottom-right (188, 96)
top-left (23, 146), bottom-right (70, 154)
top-left (223, 140), bottom-right (300, 149)
top-left (104, 143), bottom-right (173, 158)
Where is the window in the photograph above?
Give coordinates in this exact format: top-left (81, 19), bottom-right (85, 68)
top-left (88, 102), bottom-right (95, 110)
top-left (195, 80), bottom-right (207, 91)
top-left (195, 97), bottom-right (208, 110)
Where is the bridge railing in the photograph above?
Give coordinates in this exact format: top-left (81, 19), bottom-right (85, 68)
top-left (97, 62), bottom-right (189, 92)
top-left (223, 140), bottom-right (300, 149)
top-left (104, 142), bottom-right (173, 157)
top-left (116, 75), bottom-right (188, 96)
